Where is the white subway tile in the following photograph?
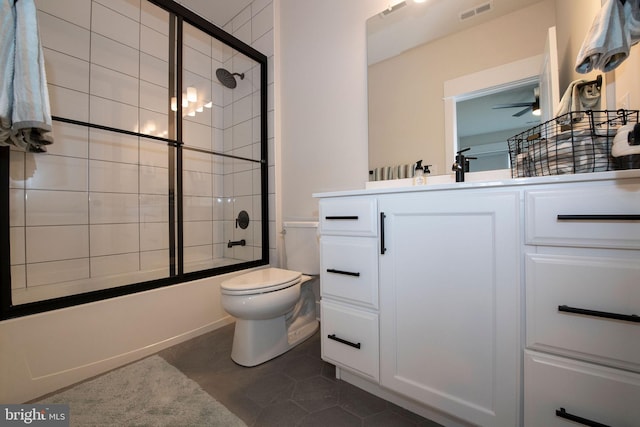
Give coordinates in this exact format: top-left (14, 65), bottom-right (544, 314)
top-left (252, 28), bottom-right (274, 58)
top-left (25, 155), bottom-right (88, 191)
top-left (90, 96), bottom-right (139, 133)
top-left (27, 258), bottom-right (90, 287)
top-left (184, 221), bottom-right (212, 247)
top-left (91, 2), bottom-right (139, 49)
top-left (232, 8), bottom-right (251, 39)
top-left (183, 120), bottom-right (212, 151)
top-left (140, 222), bottom-right (169, 251)
top-left (10, 189), bottom-right (24, 227)
top-left (44, 48), bottom-right (90, 93)
top-left (37, 11), bottom-right (90, 60)
top-left (9, 150), bottom-right (25, 189)
top-left (90, 64), bottom-right (139, 106)
top-left (140, 25), bottom-right (168, 61)
top-left (184, 196), bottom-right (213, 221)
top-left (184, 23), bottom-right (211, 56)
top-left (89, 160), bottom-right (139, 193)
top-left (89, 193), bottom-right (139, 224)
top-left (140, 194), bottom-right (168, 223)
top-left (26, 190), bottom-right (89, 226)
top-left (90, 253), bottom-right (140, 278)
top-left (94, 0), bottom-right (141, 22)
top-left (232, 120), bottom-right (252, 151)
top-left (11, 265), bottom-right (26, 290)
top-left (183, 46), bottom-right (211, 80)
top-left (140, 53), bottom-right (168, 88)
top-left (183, 244), bottom-right (213, 265)
top-left (183, 170), bottom-right (212, 197)
top-left (89, 223), bottom-right (139, 256)
top-left (10, 227), bottom-right (25, 265)
top-left (139, 165), bottom-right (168, 195)
top-left (141, 1), bottom-right (169, 35)
top-left (183, 150), bottom-right (212, 174)
top-left (26, 225), bottom-right (89, 263)
top-left (252, 2), bottom-right (273, 43)
top-left (140, 249), bottom-right (169, 272)
top-left (213, 127), bottom-right (224, 152)
top-left (233, 96), bottom-right (253, 126)
top-left (48, 121), bottom-right (89, 158)
top-left (139, 108), bottom-right (168, 138)
top-left (140, 81), bottom-right (168, 114)
top-left (48, 85), bottom-right (90, 123)
top-left (89, 128), bottom-right (139, 164)
top-left (212, 220), bottom-right (224, 244)
top-left (35, 0), bottom-right (91, 29)
top-left (139, 139), bottom-right (168, 168)
top-left (91, 33), bottom-right (139, 78)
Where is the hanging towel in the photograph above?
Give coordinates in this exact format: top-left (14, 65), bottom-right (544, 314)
top-left (556, 79), bottom-right (601, 123)
top-left (624, 0), bottom-right (640, 46)
top-left (0, 0), bottom-right (53, 152)
top-left (575, 0), bottom-right (629, 74)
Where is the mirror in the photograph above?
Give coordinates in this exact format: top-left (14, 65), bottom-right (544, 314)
top-left (367, 0), bottom-right (601, 178)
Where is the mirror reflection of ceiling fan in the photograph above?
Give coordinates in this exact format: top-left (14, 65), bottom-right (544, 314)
top-left (492, 87), bottom-right (540, 117)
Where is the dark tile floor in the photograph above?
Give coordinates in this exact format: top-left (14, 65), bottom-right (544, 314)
top-left (159, 323), bottom-right (443, 427)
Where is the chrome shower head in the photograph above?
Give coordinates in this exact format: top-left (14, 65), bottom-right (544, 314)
top-left (216, 68), bottom-right (244, 89)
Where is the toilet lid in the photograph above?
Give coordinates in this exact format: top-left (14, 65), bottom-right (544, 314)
top-left (220, 268), bottom-right (302, 295)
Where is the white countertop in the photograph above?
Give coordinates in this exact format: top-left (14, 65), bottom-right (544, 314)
top-left (313, 169), bottom-right (640, 198)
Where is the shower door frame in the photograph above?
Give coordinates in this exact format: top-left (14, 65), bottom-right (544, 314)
top-left (0, 0), bottom-right (269, 320)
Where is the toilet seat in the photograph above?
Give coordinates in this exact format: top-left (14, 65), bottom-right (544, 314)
top-left (221, 268), bottom-right (302, 296)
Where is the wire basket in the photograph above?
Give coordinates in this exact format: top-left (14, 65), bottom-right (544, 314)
top-left (507, 109), bottom-right (639, 178)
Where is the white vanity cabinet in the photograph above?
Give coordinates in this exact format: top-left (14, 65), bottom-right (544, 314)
top-left (377, 189), bottom-right (521, 427)
top-left (319, 197), bottom-right (380, 381)
top-left (523, 179), bottom-right (640, 427)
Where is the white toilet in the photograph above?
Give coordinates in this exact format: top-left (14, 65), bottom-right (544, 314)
top-left (220, 221), bottom-right (320, 367)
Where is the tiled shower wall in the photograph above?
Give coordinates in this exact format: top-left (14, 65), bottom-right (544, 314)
top-left (8, 0), bottom-right (274, 304)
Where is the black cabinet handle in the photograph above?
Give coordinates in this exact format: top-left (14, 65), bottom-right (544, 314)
top-left (556, 408), bottom-right (610, 427)
top-left (326, 269), bottom-right (360, 277)
top-left (380, 212), bottom-right (386, 255)
top-left (327, 334), bottom-right (361, 349)
top-left (558, 305), bottom-right (640, 323)
top-left (325, 215), bottom-right (359, 220)
top-left (557, 214), bottom-right (640, 221)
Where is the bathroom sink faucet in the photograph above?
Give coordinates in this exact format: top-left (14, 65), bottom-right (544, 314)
top-left (452, 148), bottom-right (476, 182)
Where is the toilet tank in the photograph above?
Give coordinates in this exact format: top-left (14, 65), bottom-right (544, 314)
top-left (283, 221), bottom-right (319, 275)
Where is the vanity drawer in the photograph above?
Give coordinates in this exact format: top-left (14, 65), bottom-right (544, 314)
top-left (526, 253), bottom-right (640, 371)
top-left (321, 300), bottom-right (379, 381)
top-left (320, 236), bottom-right (378, 308)
top-left (319, 197), bottom-right (378, 236)
top-left (524, 350), bottom-right (640, 427)
top-left (525, 183), bottom-right (640, 249)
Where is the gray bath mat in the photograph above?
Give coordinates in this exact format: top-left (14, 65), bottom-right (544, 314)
top-left (37, 355), bottom-right (246, 426)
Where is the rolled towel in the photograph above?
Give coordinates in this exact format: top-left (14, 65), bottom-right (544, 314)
top-left (575, 0), bottom-right (629, 74)
top-left (556, 80), bottom-right (601, 123)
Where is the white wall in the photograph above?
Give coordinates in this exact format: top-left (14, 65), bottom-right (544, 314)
top-left (275, 0), bottom-right (387, 221)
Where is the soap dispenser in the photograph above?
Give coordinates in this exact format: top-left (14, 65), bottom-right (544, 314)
top-left (413, 160), bottom-right (425, 185)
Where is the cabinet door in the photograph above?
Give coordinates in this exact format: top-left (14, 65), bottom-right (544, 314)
top-left (378, 190), bottom-right (520, 427)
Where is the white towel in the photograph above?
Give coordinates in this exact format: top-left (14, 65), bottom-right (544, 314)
top-left (0, 0), bottom-right (53, 152)
top-left (575, 0), bottom-right (629, 74)
top-left (556, 79), bottom-right (601, 123)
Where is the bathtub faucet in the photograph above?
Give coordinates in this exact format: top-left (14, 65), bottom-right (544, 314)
top-left (228, 239), bottom-right (246, 248)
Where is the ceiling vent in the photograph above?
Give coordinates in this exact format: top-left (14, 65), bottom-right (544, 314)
top-left (380, 1), bottom-right (407, 17)
top-left (460, 1), bottom-right (493, 21)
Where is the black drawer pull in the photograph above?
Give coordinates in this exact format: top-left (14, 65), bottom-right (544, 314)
top-left (558, 305), bottom-right (640, 323)
top-left (327, 334), bottom-right (361, 349)
top-left (380, 212), bottom-right (386, 255)
top-left (326, 269), bottom-right (360, 277)
top-left (556, 408), bottom-right (610, 427)
top-left (557, 214), bottom-right (640, 221)
top-left (325, 215), bottom-right (359, 220)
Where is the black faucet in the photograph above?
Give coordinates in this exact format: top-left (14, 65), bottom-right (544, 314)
top-left (227, 239), bottom-right (246, 248)
top-left (452, 148), bottom-right (476, 182)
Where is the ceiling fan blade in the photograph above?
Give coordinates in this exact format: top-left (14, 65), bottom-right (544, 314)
top-left (492, 102), bottom-right (535, 109)
top-left (513, 106), bottom-right (532, 117)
